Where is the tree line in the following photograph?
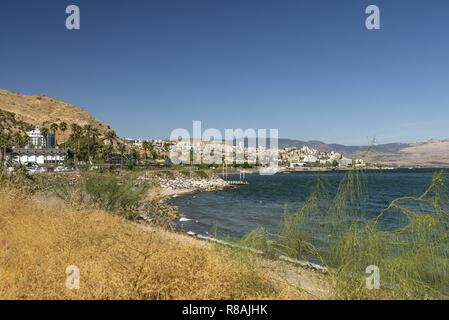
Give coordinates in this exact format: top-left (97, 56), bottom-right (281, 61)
top-left (0, 121), bottom-right (162, 169)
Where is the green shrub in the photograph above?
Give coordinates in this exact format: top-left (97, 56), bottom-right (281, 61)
top-left (51, 172), bottom-right (150, 219)
top-left (158, 169), bottom-right (174, 178)
top-left (196, 170), bottom-right (208, 179)
top-left (240, 170), bottom-right (449, 299)
top-left (180, 170), bottom-right (191, 177)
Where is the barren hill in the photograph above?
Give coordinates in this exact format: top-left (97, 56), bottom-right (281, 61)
top-left (364, 139), bottom-right (449, 167)
top-left (0, 89), bottom-right (112, 135)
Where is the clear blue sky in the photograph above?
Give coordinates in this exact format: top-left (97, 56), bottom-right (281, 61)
top-left (1, 0), bottom-right (448, 145)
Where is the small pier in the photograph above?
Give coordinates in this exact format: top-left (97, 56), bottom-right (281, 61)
top-left (221, 162), bottom-right (249, 185)
top-left (226, 180), bottom-right (249, 185)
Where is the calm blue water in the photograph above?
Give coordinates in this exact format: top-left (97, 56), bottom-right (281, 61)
top-left (172, 169), bottom-right (444, 240)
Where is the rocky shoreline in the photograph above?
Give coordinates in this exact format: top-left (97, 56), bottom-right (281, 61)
top-left (159, 174), bottom-right (231, 193)
top-left (135, 171), bottom-right (331, 288)
top-left (138, 171), bottom-right (234, 199)
top-left (136, 170), bottom-right (238, 232)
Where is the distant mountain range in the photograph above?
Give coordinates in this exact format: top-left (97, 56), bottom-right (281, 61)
top-left (278, 139), bottom-right (410, 157)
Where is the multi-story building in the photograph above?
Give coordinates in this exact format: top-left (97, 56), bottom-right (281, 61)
top-left (27, 129), bottom-right (55, 148)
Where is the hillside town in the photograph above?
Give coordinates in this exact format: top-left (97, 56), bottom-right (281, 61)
top-left (165, 139), bottom-right (365, 169)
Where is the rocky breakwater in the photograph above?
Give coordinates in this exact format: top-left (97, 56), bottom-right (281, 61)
top-left (157, 173), bottom-right (231, 194)
top-left (137, 170), bottom-right (233, 197)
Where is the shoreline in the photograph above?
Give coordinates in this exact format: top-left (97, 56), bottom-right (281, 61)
top-left (152, 171), bottom-right (238, 202)
top-left (219, 166), bottom-right (449, 175)
top-left (154, 173), bottom-right (330, 275)
top-left (140, 174), bottom-right (332, 295)
top-left (151, 167), bottom-right (447, 274)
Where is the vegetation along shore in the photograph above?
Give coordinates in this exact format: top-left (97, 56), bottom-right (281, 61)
top-left (2, 164), bottom-right (448, 299)
top-left (0, 168), bottom-right (332, 299)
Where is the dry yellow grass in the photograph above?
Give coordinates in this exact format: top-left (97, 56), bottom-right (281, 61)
top-left (0, 188), bottom-right (312, 300)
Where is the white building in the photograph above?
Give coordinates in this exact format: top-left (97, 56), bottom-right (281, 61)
top-left (303, 155), bottom-right (318, 163)
top-left (339, 157), bottom-right (353, 167)
top-left (9, 148), bottom-right (65, 165)
top-left (27, 129), bottom-right (55, 148)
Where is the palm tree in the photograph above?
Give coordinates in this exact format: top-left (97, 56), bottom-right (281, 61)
top-left (90, 127), bottom-right (100, 163)
top-left (40, 127), bottom-right (49, 165)
top-left (70, 124), bottom-right (82, 166)
top-left (0, 131), bottom-right (9, 167)
top-left (83, 124), bottom-right (93, 165)
top-left (50, 123), bottom-right (59, 146)
top-left (105, 130), bottom-right (117, 148)
top-left (142, 141), bottom-right (155, 167)
top-left (12, 132), bottom-right (28, 164)
top-left (142, 141), bottom-right (150, 161)
top-left (59, 122), bottom-right (67, 145)
top-left (21, 132), bottom-right (30, 163)
top-left (12, 132), bottom-right (27, 148)
top-left (98, 144), bottom-right (110, 163)
top-left (22, 132), bottom-right (30, 148)
top-left (118, 143), bottom-right (126, 170)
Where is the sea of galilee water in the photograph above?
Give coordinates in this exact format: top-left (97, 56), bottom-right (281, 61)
top-left (172, 169), bottom-right (447, 248)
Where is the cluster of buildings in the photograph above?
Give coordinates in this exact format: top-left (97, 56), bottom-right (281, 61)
top-left (7, 129), bottom-right (65, 166)
top-left (167, 140), bottom-right (278, 167)
top-left (166, 140), bottom-right (363, 169)
top-left (279, 146), bottom-right (364, 168)
top-left (124, 138), bottom-right (170, 153)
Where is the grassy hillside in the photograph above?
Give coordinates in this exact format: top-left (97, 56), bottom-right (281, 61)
top-left (0, 173), bottom-right (319, 300)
